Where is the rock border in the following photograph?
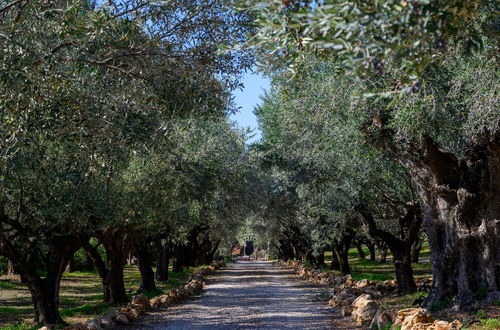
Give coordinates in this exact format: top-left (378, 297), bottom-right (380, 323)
top-left (59, 260), bottom-right (226, 330)
top-left (275, 260), bottom-right (462, 330)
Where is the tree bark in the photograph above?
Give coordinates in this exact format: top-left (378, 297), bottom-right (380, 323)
top-left (378, 242), bottom-right (388, 263)
top-left (367, 242), bottom-right (376, 261)
top-left (106, 249), bottom-right (127, 305)
top-left (392, 247), bottom-right (417, 294)
top-left (355, 242), bottom-right (366, 259)
top-left (0, 231), bottom-right (79, 326)
top-left (155, 239), bottom-right (170, 282)
top-left (330, 242), bottom-right (340, 270)
top-left (134, 240), bottom-right (156, 292)
top-left (406, 135), bottom-right (500, 308)
top-left (332, 230), bottom-right (353, 275)
top-left (84, 227), bottom-right (133, 305)
top-left (82, 240), bottom-right (110, 302)
top-left (7, 259), bottom-right (16, 275)
top-left (65, 254), bottom-right (75, 273)
top-left (100, 228), bottom-right (129, 305)
top-left (358, 205), bottom-right (420, 294)
top-left (411, 238), bottom-right (423, 263)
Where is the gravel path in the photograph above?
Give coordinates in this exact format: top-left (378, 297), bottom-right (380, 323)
top-left (121, 260), bottom-right (361, 329)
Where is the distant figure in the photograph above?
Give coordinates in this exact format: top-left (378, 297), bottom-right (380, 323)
top-left (245, 241), bottom-right (254, 259)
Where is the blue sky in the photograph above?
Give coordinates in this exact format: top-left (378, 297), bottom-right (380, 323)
top-left (230, 71), bottom-right (270, 143)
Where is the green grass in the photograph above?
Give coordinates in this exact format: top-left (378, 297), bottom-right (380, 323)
top-left (0, 308), bottom-right (20, 315)
top-left (352, 272), bottom-right (392, 281)
top-left (141, 289), bottom-right (164, 299)
top-left (464, 318), bottom-right (500, 329)
top-left (380, 292), bottom-right (429, 310)
top-left (35, 270), bottom-right (47, 277)
top-left (0, 263), bottom-right (224, 329)
top-left (62, 271), bottom-right (97, 277)
top-left (0, 281), bottom-right (17, 289)
top-left (323, 244), bottom-right (433, 284)
top-left (59, 303), bottom-right (111, 317)
top-left (0, 323), bottom-right (36, 330)
top-left (84, 294), bottom-right (104, 301)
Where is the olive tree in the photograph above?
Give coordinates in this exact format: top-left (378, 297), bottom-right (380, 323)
top-left (244, 0), bottom-right (498, 307)
top-left (0, 0), bottom-right (253, 324)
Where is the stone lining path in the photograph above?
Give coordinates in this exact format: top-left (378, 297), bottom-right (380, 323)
top-left (120, 260), bottom-right (361, 329)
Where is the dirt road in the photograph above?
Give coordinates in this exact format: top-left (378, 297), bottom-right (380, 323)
top-left (122, 260), bottom-right (361, 329)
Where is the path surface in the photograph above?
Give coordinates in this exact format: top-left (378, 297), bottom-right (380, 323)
top-left (123, 261), bottom-right (361, 329)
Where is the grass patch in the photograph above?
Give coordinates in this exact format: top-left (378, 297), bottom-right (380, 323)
top-left (380, 292), bottom-right (429, 310)
top-left (464, 318), bottom-right (500, 329)
top-left (0, 263), bottom-right (212, 328)
top-left (35, 270), bottom-right (47, 277)
top-left (0, 308), bottom-right (20, 315)
top-left (429, 295), bottom-right (453, 312)
top-left (0, 281), bottom-right (17, 289)
top-left (141, 289), bottom-right (164, 299)
top-left (59, 303), bottom-right (110, 317)
top-left (352, 272), bottom-right (393, 281)
top-left (85, 294), bottom-right (104, 301)
top-left (0, 323), bottom-right (36, 330)
top-left (62, 271), bottom-right (96, 277)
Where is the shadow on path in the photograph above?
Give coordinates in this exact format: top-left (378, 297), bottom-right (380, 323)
top-left (120, 261), bottom-right (361, 329)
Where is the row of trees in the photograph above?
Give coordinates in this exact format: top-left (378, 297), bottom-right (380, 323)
top-left (0, 0), bottom-right (498, 327)
top-left (246, 0), bottom-right (499, 310)
top-left (0, 0), bottom-right (254, 326)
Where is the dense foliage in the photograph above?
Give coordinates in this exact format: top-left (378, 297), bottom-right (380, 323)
top-left (247, 0), bottom-right (499, 310)
top-left (0, 0), bottom-right (254, 325)
top-left (0, 0), bottom-right (498, 327)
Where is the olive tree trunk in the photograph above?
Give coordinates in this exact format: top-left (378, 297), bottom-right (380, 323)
top-left (0, 232), bottom-right (79, 326)
top-left (411, 238), bottom-right (423, 263)
top-left (83, 227), bottom-right (134, 305)
top-left (407, 135), bottom-right (500, 308)
top-left (155, 238), bottom-right (170, 282)
top-left (330, 242), bottom-right (340, 270)
top-left (355, 242), bottom-right (365, 259)
top-left (358, 205), bottom-right (421, 294)
top-left (134, 239), bottom-right (156, 292)
top-left (7, 259), bottom-right (16, 275)
top-left (366, 242), bottom-right (376, 261)
top-left (332, 229), bottom-right (354, 275)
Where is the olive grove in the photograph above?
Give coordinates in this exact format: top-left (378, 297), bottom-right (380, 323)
top-left (245, 0), bottom-right (499, 309)
top-left (0, 0), bottom-right (253, 326)
top-left (0, 0), bottom-right (498, 327)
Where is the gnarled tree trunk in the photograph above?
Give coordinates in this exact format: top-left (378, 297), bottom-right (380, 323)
top-left (155, 238), bottom-right (170, 282)
top-left (100, 228), bottom-right (130, 305)
top-left (378, 241), bottom-right (388, 263)
top-left (408, 135), bottom-right (500, 308)
top-left (330, 242), bottom-right (340, 270)
top-left (82, 240), bottom-right (110, 302)
top-left (0, 231), bottom-right (79, 326)
top-left (355, 242), bottom-right (365, 259)
top-left (358, 205), bottom-right (421, 294)
top-left (7, 259), bottom-right (16, 275)
top-left (134, 239), bottom-right (156, 292)
top-left (366, 242), bottom-right (376, 261)
top-left (411, 237), bottom-right (423, 263)
top-left (332, 229), bottom-right (354, 275)
top-left (84, 227), bottom-right (134, 305)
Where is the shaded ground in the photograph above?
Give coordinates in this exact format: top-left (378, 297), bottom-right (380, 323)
top-left (0, 266), bottom-right (193, 328)
top-left (121, 260), bottom-right (361, 330)
top-left (324, 244), bottom-right (433, 282)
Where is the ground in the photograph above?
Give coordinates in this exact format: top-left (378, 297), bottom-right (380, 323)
top-left (0, 266), bottom-right (196, 329)
top-left (1, 245), bottom-right (498, 329)
top-left (118, 260), bottom-right (362, 329)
